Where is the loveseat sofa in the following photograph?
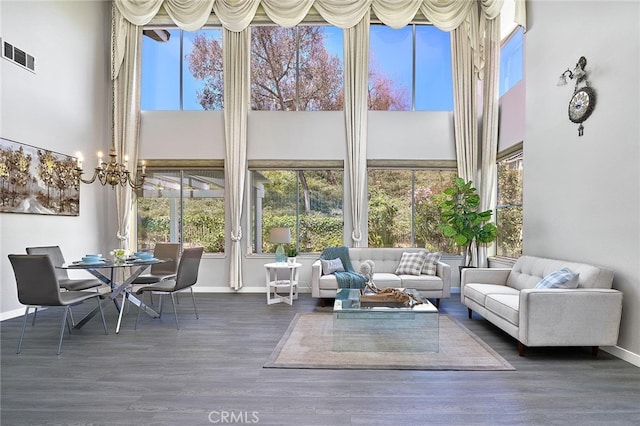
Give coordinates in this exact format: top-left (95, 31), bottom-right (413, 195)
top-left (461, 255), bottom-right (623, 356)
top-left (311, 248), bottom-right (451, 307)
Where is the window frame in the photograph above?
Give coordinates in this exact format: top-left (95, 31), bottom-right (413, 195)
top-left (135, 162), bottom-right (226, 255)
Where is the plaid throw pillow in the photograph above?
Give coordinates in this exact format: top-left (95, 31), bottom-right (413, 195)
top-left (535, 268), bottom-right (580, 289)
top-left (421, 251), bottom-right (442, 276)
top-left (395, 251), bottom-right (428, 276)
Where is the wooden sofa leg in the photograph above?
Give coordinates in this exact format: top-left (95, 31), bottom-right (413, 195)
top-left (592, 346), bottom-right (599, 357)
top-left (518, 342), bottom-right (526, 357)
top-left (468, 308), bottom-right (472, 319)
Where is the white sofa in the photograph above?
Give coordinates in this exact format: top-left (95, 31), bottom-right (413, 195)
top-left (461, 255), bottom-right (623, 356)
top-left (311, 248), bottom-right (451, 307)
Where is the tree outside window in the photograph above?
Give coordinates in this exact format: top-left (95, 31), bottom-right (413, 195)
top-left (250, 169), bottom-right (343, 254)
top-left (496, 152), bottom-right (523, 257)
top-left (368, 169), bottom-right (456, 251)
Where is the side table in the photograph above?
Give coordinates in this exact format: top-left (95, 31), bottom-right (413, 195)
top-left (264, 262), bottom-right (301, 305)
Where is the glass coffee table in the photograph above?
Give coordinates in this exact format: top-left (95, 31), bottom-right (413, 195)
top-left (333, 288), bottom-right (439, 352)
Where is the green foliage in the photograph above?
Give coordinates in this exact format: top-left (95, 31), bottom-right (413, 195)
top-left (367, 186), bottom-right (400, 247)
top-left (496, 159), bottom-right (523, 258)
top-left (438, 177), bottom-right (498, 265)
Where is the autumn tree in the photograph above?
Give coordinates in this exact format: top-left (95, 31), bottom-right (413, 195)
top-left (185, 25), bottom-right (406, 112)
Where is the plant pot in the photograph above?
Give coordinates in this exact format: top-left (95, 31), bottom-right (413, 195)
top-left (287, 257), bottom-right (297, 265)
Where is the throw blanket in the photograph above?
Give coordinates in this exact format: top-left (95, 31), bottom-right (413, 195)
top-left (320, 246), bottom-right (366, 290)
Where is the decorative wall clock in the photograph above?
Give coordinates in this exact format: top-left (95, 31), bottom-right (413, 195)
top-left (557, 56), bottom-right (596, 136)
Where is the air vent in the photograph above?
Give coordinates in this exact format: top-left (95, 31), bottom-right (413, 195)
top-left (1, 38), bottom-right (36, 73)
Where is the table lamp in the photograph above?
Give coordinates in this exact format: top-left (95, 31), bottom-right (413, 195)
top-left (269, 227), bottom-right (291, 263)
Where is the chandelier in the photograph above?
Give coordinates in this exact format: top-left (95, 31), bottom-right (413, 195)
top-left (75, 149), bottom-right (146, 190)
top-left (74, 4), bottom-right (145, 191)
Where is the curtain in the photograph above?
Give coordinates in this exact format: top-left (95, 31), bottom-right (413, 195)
top-left (112, 5), bottom-right (142, 252)
top-left (223, 28), bottom-right (250, 290)
top-left (343, 13), bottom-right (370, 247)
top-left (477, 11), bottom-right (502, 267)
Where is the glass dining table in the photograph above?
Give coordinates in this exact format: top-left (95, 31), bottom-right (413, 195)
top-left (60, 258), bottom-right (166, 333)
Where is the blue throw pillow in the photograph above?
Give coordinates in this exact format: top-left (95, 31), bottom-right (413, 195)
top-left (535, 268), bottom-right (580, 289)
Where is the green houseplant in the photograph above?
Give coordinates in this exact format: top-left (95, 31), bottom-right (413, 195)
top-left (438, 177), bottom-right (498, 267)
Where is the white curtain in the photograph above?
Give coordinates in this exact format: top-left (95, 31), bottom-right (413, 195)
top-left (112, 5), bottom-right (142, 252)
top-left (343, 13), bottom-right (370, 247)
top-left (477, 9), bottom-right (502, 267)
top-left (223, 28), bottom-right (250, 290)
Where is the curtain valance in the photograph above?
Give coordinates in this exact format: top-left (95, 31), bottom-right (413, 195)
top-left (115, 0), bottom-right (523, 33)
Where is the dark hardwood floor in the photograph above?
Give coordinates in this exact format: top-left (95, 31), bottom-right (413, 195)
top-left (1, 292), bottom-right (639, 425)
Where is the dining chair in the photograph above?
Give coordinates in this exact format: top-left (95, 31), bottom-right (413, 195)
top-left (8, 254), bottom-right (109, 355)
top-left (131, 243), bottom-right (180, 285)
top-left (131, 243), bottom-right (181, 306)
top-left (25, 246), bottom-right (103, 292)
top-left (134, 247), bottom-right (204, 330)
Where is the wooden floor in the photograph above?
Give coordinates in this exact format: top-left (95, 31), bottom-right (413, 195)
top-left (1, 292), bottom-right (639, 425)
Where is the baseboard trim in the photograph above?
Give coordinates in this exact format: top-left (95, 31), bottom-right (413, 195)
top-left (0, 307), bottom-right (27, 321)
top-left (601, 345), bottom-right (640, 368)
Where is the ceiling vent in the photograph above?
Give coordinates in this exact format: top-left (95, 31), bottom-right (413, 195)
top-left (1, 38), bottom-right (36, 73)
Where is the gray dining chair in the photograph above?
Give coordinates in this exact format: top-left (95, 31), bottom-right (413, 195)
top-left (134, 247), bottom-right (203, 330)
top-left (131, 243), bottom-right (180, 284)
top-left (25, 246), bottom-right (103, 292)
top-left (131, 243), bottom-right (181, 306)
top-left (8, 254), bottom-right (109, 355)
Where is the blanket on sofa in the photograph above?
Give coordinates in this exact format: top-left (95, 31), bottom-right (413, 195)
top-left (320, 246), bottom-right (366, 290)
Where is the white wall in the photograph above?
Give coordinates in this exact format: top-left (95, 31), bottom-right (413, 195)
top-left (0, 0), bottom-right (111, 318)
top-left (525, 0), bottom-right (640, 361)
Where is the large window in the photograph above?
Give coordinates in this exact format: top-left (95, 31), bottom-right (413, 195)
top-left (137, 169), bottom-right (225, 253)
top-left (251, 25), bottom-right (344, 111)
top-left (141, 28), bottom-right (224, 110)
top-left (496, 150), bottom-right (523, 257)
top-left (369, 24), bottom-right (453, 111)
top-left (368, 169), bottom-right (456, 251)
top-left (499, 26), bottom-right (523, 96)
top-left (250, 169), bottom-right (343, 254)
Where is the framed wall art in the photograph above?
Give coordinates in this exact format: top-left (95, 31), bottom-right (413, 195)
top-left (0, 137), bottom-right (79, 216)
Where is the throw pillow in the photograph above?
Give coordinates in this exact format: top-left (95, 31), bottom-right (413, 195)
top-left (395, 251), bottom-right (428, 276)
top-left (535, 267), bottom-right (580, 289)
top-left (321, 258), bottom-right (345, 275)
top-left (422, 251), bottom-right (442, 276)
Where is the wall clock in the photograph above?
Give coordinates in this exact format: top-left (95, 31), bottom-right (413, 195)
top-left (568, 86), bottom-right (596, 136)
top-left (558, 56), bottom-right (596, 136)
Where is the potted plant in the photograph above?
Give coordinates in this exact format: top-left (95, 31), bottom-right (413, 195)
top-left (438, 177), bottom-right (498, 267)
top-left (286, 247), bottom-right (298, 265)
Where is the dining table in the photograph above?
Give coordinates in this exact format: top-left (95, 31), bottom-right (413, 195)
top-left (59, 257), bottom-right (166, 333)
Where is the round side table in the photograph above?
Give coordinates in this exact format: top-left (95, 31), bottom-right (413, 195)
top-left (264, 262), bottom-right (301, 305)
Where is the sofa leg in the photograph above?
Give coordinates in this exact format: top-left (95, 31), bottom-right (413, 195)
top-left (467, 308), bottom-right (472, 319)
top-left (518, 342), bottom-right (526, 357)
top-left (592, 346), bottom-right (599, 357)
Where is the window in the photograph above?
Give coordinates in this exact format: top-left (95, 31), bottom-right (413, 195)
top-left (499, 26), bottom-right (523, 96)
top-left (137, 169), bottom-right (225, 253)
top-left (141, 28), bottom-right (224, 110)
top-left (496, 150), bottom-right (523, 257)
top-left (251, 25), bottom-right (344, 111)
top-left (369, 24), bottom-right (453, 111)
top-left (250, 169), bottom-right (343, 254)
top-left (368, 169), bottom-right (456, 250)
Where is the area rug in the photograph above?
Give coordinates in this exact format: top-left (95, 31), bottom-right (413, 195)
top-left (264, 313), bottom-right (515, 371)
